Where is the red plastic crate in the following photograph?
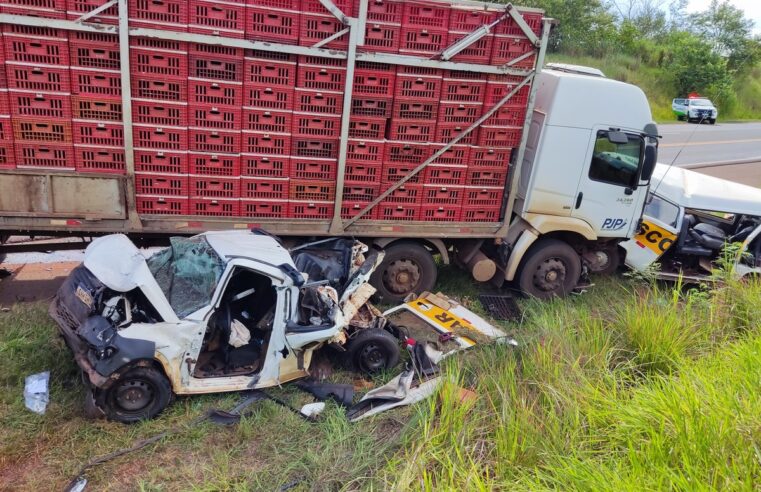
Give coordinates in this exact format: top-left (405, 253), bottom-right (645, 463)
top-left (438, 102), bottom-right (482, 125)
top-left (347, 138), bottom-right (384, 164)
top-left (134, 125), bottom-right (188, 150)
top-left (394, 72), bottom-right (441, 100)
top-left (484, 76), bottom-right (527, 104)
top-left (243, 86), bottom-right (294, 110)
top-left (491, 35), bottom-right (536, 67)
top-left (399, 27), bottom-right (448, 55)
top-left (134, 149), bottom-right (188, 173)
top-left (291, 157), bottom-right (336, 180)
top-left (299, 13), bottom-right (348, 49)
top-left (380, 183), bottom-right (422, 203)
top-left (449, 7), bottom-right (496, 31)
top-left (133, 100), bottom-right (188, 127)
top-left (74, 146), bottom-right (126, 174)
top-left (389, 120), bottom-right (435, 142)
top-left (302, 0), bottom-right (352, 16)
top-left (246, 6), bottom-right (300, 44)
top-left (10, 92), bottom-right (71, 119)
top-left (288, 201), bottom-right (332, 220)
top-left (0, 142), bottom-right (15, 169)
top-left (297, 60), bottom-right (346, 92)
top-left (189, 105), bottom-right (242, 131)
top-left (421, 203), bottom-right (461, 222)
top-left (345, 163), bottom-right (382, 184)
top-left (190, 197), bottom-right (240, 216)
top-left (135, 173), bottom-right (188, 196)
top-left (466, 168), bottom-right (507, 187)
top-left (362, 23), bottom-right (400, 53)
top-left (384, 141), bottom-right (427, 164)
top-left (241, 177), bottom-right (289, 199)
top-left (357, 0), bottom-right (401, 23)
top-left (424, 164), bottom-right (466, 185)
top-left (448, 31), bottom-right (492, 64)
top-left (190, 175), bottom-right (239, 198)
top-left (2, 24), bottom-right (64, 37)
top-left (128, 0), bottom-right (188, 31)
top-left (353, 64), bottom-right (395, 97)
top-left (137, 195), bottom-right (189, 215)
top-left (189, 129), bottom-right (241, 154)
top-left (343, 183), bottom-right (379, 202)
top-left (292, 114), bottom-right (340, 137)
top-left (189, 55), bottom-right (242, 82)
top-left (242, 131), bottom-right (291, 155)
top-left (494, 10), bottom-right (542, 36)
top-left (69, 42), bottom-right (120, 69)
top-left (70, 30), bottom-right (118, 46)
top-left (130, 48), bottom-right (188, 80)
top-left (292, 138), bottom-right (338, 158)
top-left (430, 144), bottom-right (469, 166)
top-left (243, 108), bottom-right (292, 133)
top-left (295, 89), bottom-right (343, 115)
top-left (73, 121), bottom-right (123, 147)
top-left (341, 201), bottom-right (377, 220)
top-left (470, 146), bottom-right (511, 167)
top-left (485, 105), bottom-right (527, 127)
top-left (241, 154), bottom-right (290, 177)
top-left (0, 119), bottom-right (11, 144)
top-left (15, 142), bottom-right (74, 169)
top-left (382, 162), bottom-right (422, 184)
top-left (6, 64), bottom-right (71, 93)
top-left (243, 48), bottom-right (296, 61)
top-left (441, 78), bottom-right (486, 103)
top-left (66, 0), bottom-right (118, 23)
top-left (189, 79), bottom-right (242, 107)
top-left (379, 203), bottom-right (419, 221)
top-left (348, 117), bottom-right (385, 140)
top-left (478, 126), bottom-right (521, 148)
top-left (130, 37), bottom-right (187, 51)
top-left (189, 152), bottom-right (239, 176)
top-left (3, 36), bottom-right (69, 65)
top-left (12, 119), bottom-right (71, 142)
top-left (189, 43), bottom-right (243, 60)
top-left (133, 78), bottom-right (187, 102)
top-left (0, 5), bottom-right (65, 19)
top-left (71, 97), bottom-right (122, 121)
top-left (423, 185), bottom-right (463, 205)
top-left (70, 69), bottom-right (121, 98)
top-left (241, 199), bottom-right (288, 218)
top-left (393, 100), bottom-right (438, 120)
top-left (289, 179), bottom-right (335, 201)
top-left (2, 0), bottom-right (65, 11)
top-left (463, 186), bottom-right (503, 207)
top-left (245, 56), bottom-right (296, 86)
top-left (402, 1), bottom-right (449, 29)
top-left (351, 98), bottom-right (391, 117)
top-left (189, 0), bottom-right (245, 37)
top-left (462, 204), bottom-right (500, 222)
top-left (435, 123), bottom-right (478, 145)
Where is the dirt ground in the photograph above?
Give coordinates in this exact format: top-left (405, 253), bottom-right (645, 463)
top-left (0, 261), bottom-right (79, 306)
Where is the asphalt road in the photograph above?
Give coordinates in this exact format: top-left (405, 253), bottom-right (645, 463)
top-left (658, 121), bottom-right (761, 187)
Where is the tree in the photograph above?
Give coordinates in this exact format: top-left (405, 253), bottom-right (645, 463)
top-left (690, 0), bottom-right (757, 71)
top-left (666, 31), bottom-right (732, 100)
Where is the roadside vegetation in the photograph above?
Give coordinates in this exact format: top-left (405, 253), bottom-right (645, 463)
top-left (521, 0), bottom-right (761, 122)
top-left (1, 260), bottom-right (760, 490)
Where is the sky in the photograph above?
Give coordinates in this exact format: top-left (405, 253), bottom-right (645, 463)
top-left (686, 0), bottom-right (761, 34)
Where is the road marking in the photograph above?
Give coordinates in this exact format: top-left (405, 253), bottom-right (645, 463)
top-left (661, 138), bottom-right (761, 148)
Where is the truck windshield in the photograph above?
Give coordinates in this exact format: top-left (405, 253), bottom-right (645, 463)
top-left (589, 131), bottom-right (642, 188)
top-left (146, 236), bottom-right (227, 318)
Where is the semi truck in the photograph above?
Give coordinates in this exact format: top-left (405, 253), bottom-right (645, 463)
top-left (0, 0), bottom-right (658, 300)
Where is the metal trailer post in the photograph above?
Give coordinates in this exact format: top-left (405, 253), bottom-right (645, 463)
top-left (118, 0), bottom-right (140, 229)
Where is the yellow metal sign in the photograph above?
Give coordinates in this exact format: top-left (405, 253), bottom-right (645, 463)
top-left (406, 299), bottom-right (477, 346)
top-left (634, 220), bottom-right (677, 256)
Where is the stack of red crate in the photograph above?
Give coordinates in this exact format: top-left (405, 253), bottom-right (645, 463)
top-left (357, 0), bottom-right (402, 54)
top-left (299, 0), bottom-right (354, 50)
top-left (0, 29), bottom-right (14, 169)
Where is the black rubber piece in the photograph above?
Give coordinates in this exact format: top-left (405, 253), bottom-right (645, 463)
top-left (345, 328), bottom-right (401, 375)
top-left (370, 242), bottom-right (437, 303)
top-left (516, 239), bottom-right (582, 299)
top-left (99, 366), bottom-right (173, 424)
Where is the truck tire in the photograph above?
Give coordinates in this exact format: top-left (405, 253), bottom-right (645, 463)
top-left (345, 328), bottom-right (400, 374)
top-left (586, 245), bottom-right (620, 275)
top-left (371, 242), bottom-right (437, 303)
top-left (517, 239), bottom-right (581, 299)
top-left (98, 366), bottom-right (172, 423)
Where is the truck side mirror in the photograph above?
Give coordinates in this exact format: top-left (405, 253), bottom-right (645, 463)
top-left (641, 144), bottom-right (657, 183)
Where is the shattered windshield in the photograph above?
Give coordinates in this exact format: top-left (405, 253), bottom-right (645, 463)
top-left (146, 236), bottom-right (227, 318)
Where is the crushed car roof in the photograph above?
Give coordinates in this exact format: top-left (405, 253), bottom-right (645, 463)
top-left (652, 163), bottom-right (761, 216)
top-left (203, 230), bottom-right (295, 266)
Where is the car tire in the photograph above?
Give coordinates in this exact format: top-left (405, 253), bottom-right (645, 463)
top-left (99, 366), bottom-right (173, 423)
top-left (709, 119), bottom-right (716, 125)
top-left (517, 239), bottom-right (581, 299)
top-left (677, 115), bottom-right (685, 121)
top-left (371, 242), bottom-right (437, 303)
top-left (346, 328), bottom-right (401, 374)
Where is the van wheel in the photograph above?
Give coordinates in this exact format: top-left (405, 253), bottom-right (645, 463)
top-left (371, 242), bottom-right (437, 303)
top-left (517, 239), bottom-right (581, 299)
top-left (98, 366), bottom-right (172, 423)
top-left (346, 328), bottom-right (400, 374)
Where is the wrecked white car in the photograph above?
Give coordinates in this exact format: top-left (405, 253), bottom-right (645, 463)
top-left (50, 230), bottom-right (400, 423)
top-left (621, 164), bottom-right (761, 281)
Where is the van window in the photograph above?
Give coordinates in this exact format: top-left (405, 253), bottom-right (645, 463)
top-left (589, 131), bottom-right (642, 188)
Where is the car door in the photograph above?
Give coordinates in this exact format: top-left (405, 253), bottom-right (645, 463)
top-left (622, 192), bottom-right (681, 270)
top-left (672, 98), bottom-right (687, 117)
top-left (571, 128), bottom-right (648, 238)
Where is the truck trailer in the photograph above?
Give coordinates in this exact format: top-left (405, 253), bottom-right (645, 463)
top-left (0, 0), bottom-right (658, 300)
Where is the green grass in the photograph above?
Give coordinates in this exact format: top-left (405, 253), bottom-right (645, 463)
top-left (1, 268), bottom-right (760, 490)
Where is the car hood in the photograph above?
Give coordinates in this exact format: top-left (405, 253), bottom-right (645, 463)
top-left (83, 234), bottom-right (179, 323)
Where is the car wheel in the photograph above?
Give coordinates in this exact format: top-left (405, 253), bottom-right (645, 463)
top-left (709, 119), bottom-right (716, 125)
top-left (371, 242), bottom-right (437, 303)
top-left (99, 366), bottom-right (172, 423)
top-left (517, 239), bottom-right (581, 299)
top-left (677, 115), bottom-right (685, 121)
top-left (346, 328), bottom-right (400, 374)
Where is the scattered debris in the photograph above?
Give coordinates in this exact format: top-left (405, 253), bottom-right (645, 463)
top-left (347, 370), bottom-right (442, 422)
top-left (24, 371), bottom-right (49, 415)
top-left (295, 380), bottom-right (355, 407)
top-left (299, 402), bottom-right (326, 419)
top-left (478, 293), bottom-right (522, 322)
top-left (0, 268), bottom-right (11, 279)
top-left (67, 477), bottom-right (87, 492)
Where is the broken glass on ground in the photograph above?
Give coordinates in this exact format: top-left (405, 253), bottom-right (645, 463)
top-left (24, 371), bottom-right (50, 414)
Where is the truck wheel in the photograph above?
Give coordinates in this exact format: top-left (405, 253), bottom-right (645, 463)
top-left (586, 245), bottom-right (620, 275)
top-left (517, 239), bottom-right (581, 299)
top-left (98, 366), bottom-right (172, 423)
top-left (346, 328), bottom-right (400, 374)
top-left (371, 242), bottom-right (437, 302)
